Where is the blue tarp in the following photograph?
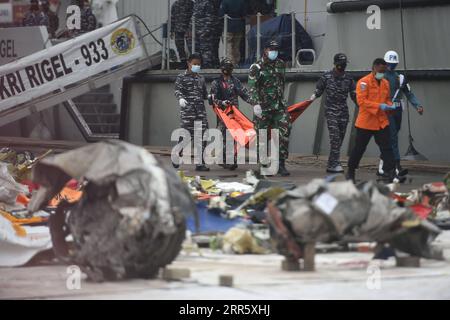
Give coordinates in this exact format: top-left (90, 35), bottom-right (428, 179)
top-left (186, 202), bottom-right (245, 233)
top-left (245, 14), bottom-right (314, 66)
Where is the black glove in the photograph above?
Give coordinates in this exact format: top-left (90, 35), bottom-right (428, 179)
top-left (222, 100), bottom-right (231, 107)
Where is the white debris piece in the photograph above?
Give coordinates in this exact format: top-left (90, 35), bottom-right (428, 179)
top-left (0, 214), bottom-right (51, 267)
top-left (215, 182), bottom-right (254, 193)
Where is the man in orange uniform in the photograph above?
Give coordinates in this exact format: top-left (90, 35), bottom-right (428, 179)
top-left (347, 58), bottom-right (404, 183)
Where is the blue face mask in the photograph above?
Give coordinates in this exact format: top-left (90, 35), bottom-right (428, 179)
top-left (387, 63), bottom-right (398, 70)
top-left (375, 72), bottom-right (385, 80)
top-left (268, 50), bottom-right (278, 61)
top-left (191, 65), bottom-right (201, 73)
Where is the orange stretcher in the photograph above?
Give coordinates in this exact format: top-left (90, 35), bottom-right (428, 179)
top-left (287, 100), bottom-right (314, 123)
top-left (212, 99), bottom-right (313, 151)
top-left (213, 105), bottom-right (257, 150)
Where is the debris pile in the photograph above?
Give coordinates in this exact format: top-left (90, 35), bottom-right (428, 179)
top-left (1, 139), bottom-right (448, 279)
top-left (267, 179), bottom-right (444, 261)
top-left (27, 140), bottom-right (197, 281)
top-left (0, 148), bottom-right (56, 267)
top-left (394, 173), bottom-right (450, 229)
top-left (181, 171), bottom-right (303, 254)
top-left (179, 170), bottom-right (450, 260)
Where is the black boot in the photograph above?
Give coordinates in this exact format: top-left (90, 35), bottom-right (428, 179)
top-left (346, 168), bottom-right (356, 183)
top-left (278, 160), bottom-right (290, 177)
top-left (391, 173), bottom-right (407, 184)
top-left (373, 244), bottom-right (396, 260)
top-left (229, 155), bottom-right (238, 171)
top-left (395, 160), bottom-right (409, 176)
top-left (196, 165), bottom-right (210, 172)
top-left (383, 170), bottom-right (406, 184)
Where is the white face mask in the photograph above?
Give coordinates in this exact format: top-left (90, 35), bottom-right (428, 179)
top-left (191, 65), bottom-right (201, 73)
top-left (268, 50), bottom-right (279, 61)
top-left (375, 72), bottom-right (385, 80)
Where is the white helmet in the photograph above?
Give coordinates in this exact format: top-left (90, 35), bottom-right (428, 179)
top-left (384, 50), bottom-right (399, 64)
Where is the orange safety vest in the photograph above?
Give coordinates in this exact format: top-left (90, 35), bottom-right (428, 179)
top-left (355, 73), bottom-right (392, 131)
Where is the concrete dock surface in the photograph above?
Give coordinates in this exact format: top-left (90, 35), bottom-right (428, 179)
top-left (1, 158), bottom-right (449, 300)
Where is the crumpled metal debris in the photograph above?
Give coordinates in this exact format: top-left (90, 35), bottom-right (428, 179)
top-left (394, 173), bottom-right (450, 229)
top-left (428, 173), bottom-right (450, 229)
top-left (28, 140), bottom-right (197, 282)
top-left (407, 181), bottom-right (449, 213)
top-left (267, 179), bottom-right (443, 260)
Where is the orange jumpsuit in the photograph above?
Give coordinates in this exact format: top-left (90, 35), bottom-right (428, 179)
top-left (348, 72), bottom-right (395, 174)
top-left (355, 73), bottom-right (392, 130)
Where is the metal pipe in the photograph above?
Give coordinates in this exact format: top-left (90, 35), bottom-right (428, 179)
top-left (161, 41), bottom-right (166, 70)
top-left (123, 69), bottom-right (450, 83)
top-left (256, 12), bottom-right (261, 60)
top-left (223, 14), bottom-right (228, 58)
top-left (291, 12), bottom-right (296, 68)
top-left (161, 23), bottom-right (167, 70)
top-left (244, 28), bottom-right (250, 61)
top-left (398, 0), bottom-right (426, 160)
top-left (327, 0), bottom-right (450, 13)
top-left (167, 0), bottom-right (171, 70)
top-left (191, 16), bottom-right (196, 53)
top-left (304, 0), bottom-right (308, 31)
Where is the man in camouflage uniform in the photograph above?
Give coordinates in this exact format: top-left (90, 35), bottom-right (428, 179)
top-left (23, 0), bottom-right (44, 27)
top-left (192, 0), bottom-right (222, 69)
top-left (174, 53), bottom-right (210, 172)
top-left (69, 0), bottom-right (97, 37)
top-left (210, 58), bottom-right (251, 170)
top-left (248, 40), bottom-right (291, 176)
top-left (171, 0), bottom-right (194, 69)
top-left (41, 0), bottom-right (59, 38)
top-left (310, 53), bottom-right (357, 173)
top-left (81, 0), bottom-right (97, 33)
